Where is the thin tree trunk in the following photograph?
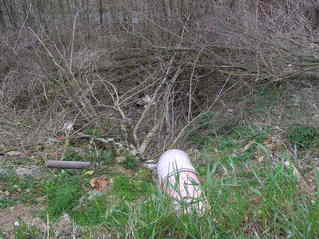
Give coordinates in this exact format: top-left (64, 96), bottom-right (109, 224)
top-left (2, 0), bottom-right (18, 28)
top-left (99, 0), bottom-right (103, 25)
top-left (36, 0), bottom-right (47, 32)
top-left (0, 2), bottom-right (6, 30)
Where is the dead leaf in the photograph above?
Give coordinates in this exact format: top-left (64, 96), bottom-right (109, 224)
top-left (56, 136), bottom-right (66, 141)
top-left (256, 155), bottom-right (264, 162)
top-left (89, 176), bottom-right (111, 192)
top-left (36, 196), bottom-right (47, 202)
top-left (115, 156), bottom-right (126, 163)
top-left (240, 141), bottom-right (255, 153)
top-left (6, 151), bottom-right (23, 157)
top-left (262, 136), bottom-right (284, 152)
top-left (83, 170), bottom-right (95, 176)
top-left (117, 166), bottom-right (135, 175)
top-left (25, 151), bottom-right (33, 157)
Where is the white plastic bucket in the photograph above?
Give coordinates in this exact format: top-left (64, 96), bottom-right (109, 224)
top-left (157, 149), bottom-right (208, 214)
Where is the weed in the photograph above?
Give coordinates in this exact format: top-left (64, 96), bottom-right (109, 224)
top-left (0, 173), bottom-right (44, 209)
top-left (245, 85), bottom-right (283, 115)
top-left (230, 125), bottom-right (269, 143)
top-left (258, 85), bottom-right (282, 98)
top-left (120, 153), bottom-right (139, 170)
top-left (84, 128), bottom-right (104, 137)
top-left (45, 172), bottom-right (84, 220)
top-left (305, 198), bottom-right (319, 235)
top-left (62, 148), bottom-right (115, 165)
top-left (99, 150), bottom-right (115, 164)
top-left (259, 164), bottom-right (298, 227)
top-left (88, 148), bottom-right (115, 165)
top-left (14, 220), bottom-right (44, 239)
top-left (112, 175), bottom-right (154, 201)
top-left (192, 135), bottom-right (215, 147)
top-left (217, 138), bottom-right (236, 151)
top-left (196, 112), bottom-right (216, 130)
top-left (103, 201), bottom-right (131, 234)
top-left (62, 150), bottom-right (83, 161)
top-left (188, 112), bottom-right (216, 146)
top-left (72, 196), bottom-right (108, 226)
top-left (287, 124), bottom-right (319, 149)
top-left (101, 195), bottom-right (181, 238)
top-left (136, 168), bottom-right (153, 181)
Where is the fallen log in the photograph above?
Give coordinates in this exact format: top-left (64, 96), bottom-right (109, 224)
top-left (46, 160), bottom-right (91, 169)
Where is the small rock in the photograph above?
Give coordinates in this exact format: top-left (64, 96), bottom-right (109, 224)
top-left (16, 166), bottom-right (43, 178)
top-left (72, 147), bottom-right (87, 153)
top-left (142, 160), bottom-right (157, 170)
top-left (6, 151), bottom-right (23, 157)
top-left (312, 114), bottom-right (319, 121)
top-left (54, 213), bottom-right (76, 237)
top-left (46, 137), bottom-right (61, 144)
top-left (0, 190), bottom-right (9, 200)
top-left (0, 168), bottom-right (10, 177)
top-left (88, 190), bottom-right (104, 200)
top-left (115, 156), bottom-right (126, 163)
top-left (0, 153), bottom-right (5, 160)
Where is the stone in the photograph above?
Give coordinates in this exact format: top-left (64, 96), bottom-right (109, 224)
top-left (16, 166), bottom-right (43, 178)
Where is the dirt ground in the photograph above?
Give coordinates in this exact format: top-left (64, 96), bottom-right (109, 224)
top-left (0, 204), bottom-right (46, 238)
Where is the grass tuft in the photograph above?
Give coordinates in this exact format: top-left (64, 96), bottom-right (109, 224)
top-left (112, 175), bottom-right (154, 201)
top-left (287, 124), bottom-right (319, 150)
top-left (45, 172), bottom-right (84, 220)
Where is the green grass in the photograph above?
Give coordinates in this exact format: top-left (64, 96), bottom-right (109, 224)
top-left (84, 128), bottom-right (105, 137)
top-left (78, 123), bottom-right (317, 238)
top-left (112, 175), bottom-right (154, 201)
top-left (45, 171), bottom-right (84, 220)
top-left (287, 124), bottom-right (319, 150)
top-left (84, 162), bottom-right (317, 238)
top-left (71, 195), bottom-right (109, 226)
top-left (87, 148), bottom-right (116, 165)
top-left (11, 123), bottom-right (319, 238)
top-left (14, 220), bottom-right (44, 239)
top-left (120, 153), bottom-right (140, 170)
top-left (74, 164), bottom-right (314, 238)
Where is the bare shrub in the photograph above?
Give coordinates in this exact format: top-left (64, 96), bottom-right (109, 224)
top-left (1, 0), bottom-right (319, 159)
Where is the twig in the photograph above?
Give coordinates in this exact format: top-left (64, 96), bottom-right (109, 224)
top-left (76, 132), bottom-right (127, 149)
top-left (138, 119), bottom-right (162, 155)
top-left (69, 11), bottom-right (79, 75)
top-left (171, 74), bottom-right (236, 147)
top-left (188, 47), bottom-right (205, 122)
top-left (96, 75), bottom-right (126, 119)
top-left (28, 27), bottom-right (66, 74)
top-left (133, 55), bottom-right (176, 149)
